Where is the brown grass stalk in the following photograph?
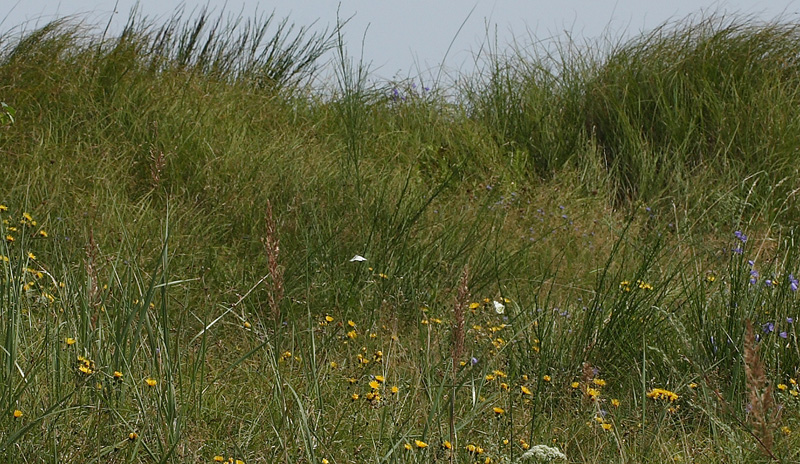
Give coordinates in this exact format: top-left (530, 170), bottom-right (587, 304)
top-left (263, 200), bottom-right (284, 321)
top-left (450, 265), bottom-right (469, 462)
top-left (744, 319), bottom-right (780, 458)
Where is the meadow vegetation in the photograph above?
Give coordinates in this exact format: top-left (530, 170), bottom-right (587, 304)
top-left (1, 8), bottom-right (800, 463)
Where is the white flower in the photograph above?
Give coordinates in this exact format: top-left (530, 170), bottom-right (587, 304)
top-left (349, 255), bottom-right (367, 262)
top-left (518, 444), bottom-right (566, 463)
top-left (493, 300), bottom-right (505, 314)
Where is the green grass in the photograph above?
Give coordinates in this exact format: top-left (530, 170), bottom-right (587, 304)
top-left (1, 8), bottom-right (800, 463)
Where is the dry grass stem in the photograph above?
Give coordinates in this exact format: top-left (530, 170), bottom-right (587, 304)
top-left (263, 200), bottom-right (284, 321)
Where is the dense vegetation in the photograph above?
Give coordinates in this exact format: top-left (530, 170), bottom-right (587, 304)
top-left (1, 9), bottom-right (800, 463)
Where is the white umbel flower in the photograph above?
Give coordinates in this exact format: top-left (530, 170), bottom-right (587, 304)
top-left (518, 444), bottom-right (566, 463)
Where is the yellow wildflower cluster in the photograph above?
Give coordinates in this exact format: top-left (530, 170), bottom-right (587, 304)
top-left (647, 388), bottom-right (679, 402)
top-left (776, 377), bottom-right (800, 397)
top-left (212, 456), bottom-right (245, 464)
top-left (620, 279), bottom-right (654, 292)
top-left (76, 355), bottom-right (95, 375)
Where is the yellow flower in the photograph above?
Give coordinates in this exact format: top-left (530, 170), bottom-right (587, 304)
top-left (688, 382), bottom-right (698, 389)
top-left (571, 381), bottom-right (580, 389)
top-left (778, 383), bottom-right (788, 391)
top-left (442, 440), bottom-right (452, 449)
top-left (27, 252), bottom-right (36, 260)
top-left (601, 423), bottom-right (613, 431)
top-left (0, 204), bottom-right (6, 212)
top-left (65, 337), bottom-right (76, 346)
top-left (351, 393), bottom-right (359, 401)
top-left (611, 398), bottom-right (620, 407)
top-left (38, 230), bottom-right (48, 237)
top-left (520, 385), bottom-right (532, 395)
top-left (469, 302), bottom-right (480, 309)
top-left (592, 378), bottom-right (606, 386)
top-left (647, 388), bottom-right (679, 402)
top-left (404, 443), bottom-right (413, 451)
top-left (5, 235), bottom-right (14, 243)
top-left (113, 371), bottom-right (123, 381)
top-left (586, 388), bottom-right (600, 400)
top-left (13, 409), bottom-right (22, 418)
top-left (369, 380), bottom-right (380, 390)
top-left (321, 459), bottom-right (329, 464)
top-left (374, 375), bottom-right (385, 383)
top-left (542, 375), bottom-right (551, 382)
top-left (390, 385), bottom-right (399, 394)
top-left (145, 378), bottom-right (157, 387)
top-left (213, 457), bottom-right (225, 463)
top-left (346, 330), bottom-right (357, 340)
top-left (78, 364), bottom-right (93, 375)
top-left (493, 407), bottom-right (505, 415)
top-left (415, 440), bottom-right (428, 449)
top-left (378, 273), bottom-right (388, 279)
top-left (782, 426), bottom-right (792, 436)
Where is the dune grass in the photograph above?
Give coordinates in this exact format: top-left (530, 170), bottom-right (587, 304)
top-left (1, 8), bottom-right (800, 463)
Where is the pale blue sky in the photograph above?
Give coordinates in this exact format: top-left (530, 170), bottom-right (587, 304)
top-left (3, 1), bottom-right (799, 82)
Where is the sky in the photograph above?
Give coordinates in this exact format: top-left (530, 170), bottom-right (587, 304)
top-left (2, 1), bottom-right (800, 83)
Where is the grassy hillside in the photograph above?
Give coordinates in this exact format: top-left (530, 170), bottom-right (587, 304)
top-left (1, 10), bottom-right (800, 463)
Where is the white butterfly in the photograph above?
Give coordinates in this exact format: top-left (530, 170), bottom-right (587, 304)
top-left (349, 255), bottom-right (367, 262)
top-left (493, 300), bottom-right (505, 314)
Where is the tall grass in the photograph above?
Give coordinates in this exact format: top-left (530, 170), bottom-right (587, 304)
top-left (1, 8), bottom-right (800, 463)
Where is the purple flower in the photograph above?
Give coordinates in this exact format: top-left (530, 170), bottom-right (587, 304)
top-left (765, 279), bottom-right (773, 287)
top-left (789, 274), bottom-right (798, 292)
top-left (763, 322), bottom-right (775, 333)
top-left (733, 247), bottom-right (743, 255)
top-left (734, 230), bottom-right (748, 243)
top-left (779, 331), bottom-right (788, 339)
top-left (787, 317), bottom-right (794, 324)
top-left (470, 357), bottom-right (479, 365)
top-left (748, 260), bottom-right (755, 267)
